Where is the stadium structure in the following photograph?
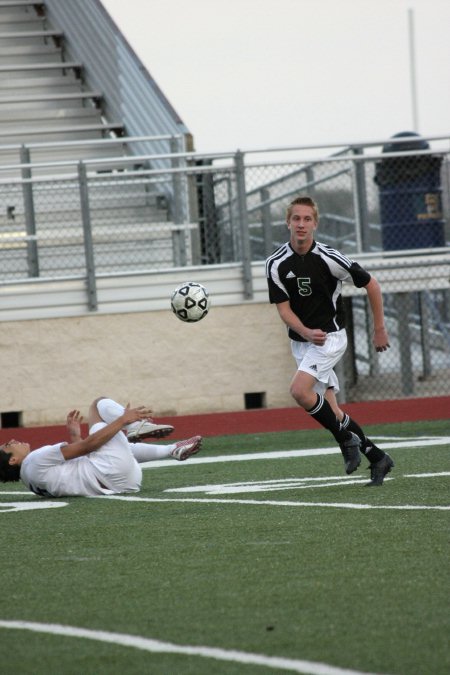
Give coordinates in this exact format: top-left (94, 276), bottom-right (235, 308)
top-left (0, 0), bottom-right (449, 427)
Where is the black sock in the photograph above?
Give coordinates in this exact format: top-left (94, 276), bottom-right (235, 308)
top-left (307, 395), bottom-right (350, 444)
top-left (341, 413), bottom-right (385, 462)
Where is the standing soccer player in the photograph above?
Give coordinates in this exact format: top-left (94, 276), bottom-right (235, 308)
top-left (265, 196), bottom-right (394, 486)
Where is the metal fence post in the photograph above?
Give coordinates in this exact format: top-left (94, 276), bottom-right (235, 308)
top-left (260, 186), bottom-right (274, 257)
top-left (20, 145), bottom-right (39, 277)
top-left (395, 292), bottom-right (415, 395)
top-left (352, 147), bottom-right (369, 253)
top-left (234, 150), bottom-right (253, 299)
top-left (170, 136), bottom-right (187, 266)
top-left (78, 162), bottom-right (98, 311)
top-left (419, 290), bottom-right (432, 378)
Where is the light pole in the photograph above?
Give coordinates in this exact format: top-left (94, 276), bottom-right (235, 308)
top-left (408, 7), bottom-right (419, 132)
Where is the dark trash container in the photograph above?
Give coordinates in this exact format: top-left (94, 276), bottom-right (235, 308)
top-left (374, 131), bottom-right (445, 250)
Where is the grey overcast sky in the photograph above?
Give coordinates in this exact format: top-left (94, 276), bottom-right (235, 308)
top-left (101, 0), bottom-right (450, 153)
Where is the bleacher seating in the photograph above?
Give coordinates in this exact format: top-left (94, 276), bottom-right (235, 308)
top-left (0, 1), bottom-right (199, 278)
top-left (0, 0), bottom-right (127, 166)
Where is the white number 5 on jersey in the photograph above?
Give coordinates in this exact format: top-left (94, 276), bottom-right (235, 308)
top-left (297, 277), bottom-right (312, 296)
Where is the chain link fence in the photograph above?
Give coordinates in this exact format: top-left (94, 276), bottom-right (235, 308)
top-left (0, 135), bottom-right (449, 402)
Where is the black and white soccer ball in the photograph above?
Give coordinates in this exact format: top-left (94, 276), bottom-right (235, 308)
top-left (171, 282), bottom-right (210, 322)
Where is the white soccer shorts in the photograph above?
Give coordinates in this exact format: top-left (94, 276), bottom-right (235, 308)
top-left (290, 328), bottom-right (347, 394)
top-left (88, 422), bottom-right (142, 493)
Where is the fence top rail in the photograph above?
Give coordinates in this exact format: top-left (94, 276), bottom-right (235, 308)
top-left (0, 261), bottom-right (243, 288)
top-left (0, 144), bottom-right (448, 177)
top-left (0, 150), bottom-right (237, 175)
top-left (0, 132), bottom-right (448, 166)
top-left (352, 248), bottom-right (450, 263)
top-left (236, 133), bottom-right (450, 156)
top-left (0, 134), bottom-right (185, 153)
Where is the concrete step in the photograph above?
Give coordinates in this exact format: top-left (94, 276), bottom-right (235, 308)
top-left (0, 29), bottom-right (63, 44)
top-left (0, 71), bottom-right (81, 90)
top-left (0, 40), bottom-right (62, 56)
top-left (0, 60), bottom-right (82, 72)
top-left (0, 44), bottom-right (62, 60)
top-left (0, 61), bottom-right (82, 80)
top-left (0, 89), bottom-right (99, 111)
top-left (0, 105), bottom-right (102, 122)
top-left (0, 91), bottom-right (103, 110)
top-left (0, 144), bottom-right (131, 173)
top-left (0, 0), bottom-right (44, 7)
top-left (0, 188), bottom-right (166, 214)
top-left (0, 122), bottom-right (125, 144)
top-left (0, 16), bottom-right (46, 30)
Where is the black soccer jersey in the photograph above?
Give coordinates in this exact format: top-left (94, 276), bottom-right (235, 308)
top-left (265, 240), bottom-right (371, 341)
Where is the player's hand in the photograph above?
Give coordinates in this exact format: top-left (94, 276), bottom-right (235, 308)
top-left (303, 328), bottom-right (327, 346)
top-left (66, 409), bottom-right (83, 440)
top-left (373, 327), bottom-right (390, 352)
top-left (121, 404), bottom-right (153, 425)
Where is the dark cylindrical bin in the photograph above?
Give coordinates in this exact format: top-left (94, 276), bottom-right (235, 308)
top-left (374, 132), bottom-right (445, 250)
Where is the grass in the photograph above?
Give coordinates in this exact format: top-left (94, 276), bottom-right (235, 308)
top-left (0, 419), bottom-right (449, 674)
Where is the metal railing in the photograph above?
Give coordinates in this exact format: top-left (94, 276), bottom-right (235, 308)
top-left (0, 133), bottom-right (449, 402)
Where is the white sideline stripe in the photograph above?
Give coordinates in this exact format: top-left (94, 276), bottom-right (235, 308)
top-left (141, 436), bottom-right (450, 469)
top-left (0, 501), bottom-right (67, 511)
top-left (104, 495), bottom-right (450, 511)
top-left (0, 620), bottom-right (385, 675)
top-left (405, 472), bottom-right (450, 478)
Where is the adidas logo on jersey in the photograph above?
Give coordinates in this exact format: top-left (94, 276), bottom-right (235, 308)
top-left (286, 271), bottom-right (296, 278)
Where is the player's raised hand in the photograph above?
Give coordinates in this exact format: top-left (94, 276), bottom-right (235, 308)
top-left (66, 409), bottom-right (83, 441)
top-left (122, 404), bottom-right (153, 425)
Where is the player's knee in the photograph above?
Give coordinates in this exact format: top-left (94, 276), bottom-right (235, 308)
top-left (88, 397), bottom-right (107, 425)
top-left (290, 382), bottom-right (305, 405)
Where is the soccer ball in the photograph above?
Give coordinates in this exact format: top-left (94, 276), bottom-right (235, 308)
top-left (171, 282), bottom-right (210, 322)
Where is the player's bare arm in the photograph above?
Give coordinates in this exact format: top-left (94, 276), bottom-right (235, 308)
top-left (61, 405), bottom-right (152, 461)
top-left (364, 276), bottom-right (390, 352)
top-left (276, 301), bottom-right (327, 345)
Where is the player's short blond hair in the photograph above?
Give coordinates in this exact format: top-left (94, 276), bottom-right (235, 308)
top-left (286, 196), bottom-right (319, 223)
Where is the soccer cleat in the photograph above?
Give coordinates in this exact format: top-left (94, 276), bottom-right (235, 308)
top-left (340, 432), bottom-right (362, 475)
top-left (170, 435), bottom-right (202, 461)
top-left (366, 453), bottom-right (395, 486)
top-left (127, 420), bottom-right (174, 442)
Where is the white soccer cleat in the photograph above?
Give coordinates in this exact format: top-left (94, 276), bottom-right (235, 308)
top-left (170, 435), bottom-right (202, 461)
top-left (127, 420), bottom-right (174, 442)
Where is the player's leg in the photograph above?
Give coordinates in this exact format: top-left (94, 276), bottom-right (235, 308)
top-left (291, 369), bottom-right (348, 443)
top-left (130, 437), bottom-right (202, 462)
top-left (325, 387), bottom-right (381, 459)
top-left (94, 398), bottom-right (174, 440)
top-left (87, 399), bottom-right (142, 493)
top-left (290, 369), bottom-right (360, 474)
top-left (88, 397), bottom-right (106, 427)
top-left (325, 388), bottom-right (394, 485)
top-left (290, 334), bottom-right (361, 474)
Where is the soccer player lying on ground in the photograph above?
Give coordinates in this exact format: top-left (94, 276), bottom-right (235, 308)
top-left (0, 397), bottom-right (202, 497)
top-left (266, 196), bottom-right (394, 486)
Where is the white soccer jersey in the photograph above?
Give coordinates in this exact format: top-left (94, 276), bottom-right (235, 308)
top-left (20, 439), bottom-right (142, 498)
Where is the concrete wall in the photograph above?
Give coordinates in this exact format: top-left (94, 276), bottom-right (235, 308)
top-left (0, 303), bottom-right (296, 427)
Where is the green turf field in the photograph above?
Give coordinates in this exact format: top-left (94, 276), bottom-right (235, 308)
top-left (1, 419), bottom-right (449, 675)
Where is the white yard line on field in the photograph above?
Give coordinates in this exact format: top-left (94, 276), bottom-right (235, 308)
top-left (140, 436), bottom-right (450, 469)
top-left (0, 620), bottom-right (388, 675)
top-left (104, 495), bottom-right (450, 511)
